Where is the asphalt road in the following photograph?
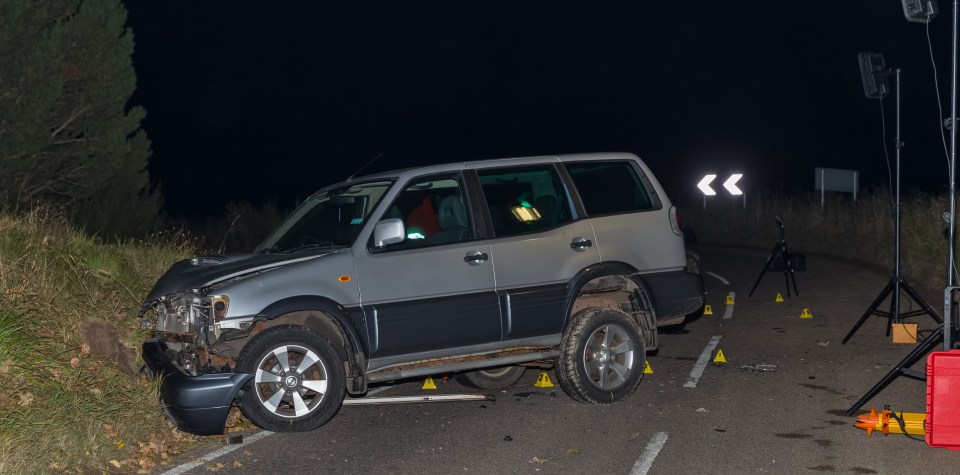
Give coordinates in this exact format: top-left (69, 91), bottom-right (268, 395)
top-left (158, 245), bottom-right (959, 474)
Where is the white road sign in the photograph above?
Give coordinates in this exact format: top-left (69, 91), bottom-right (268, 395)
top-left (697, 174), bottom-right (717, 195)
top-left (723, 174), bottom-right (743, 195)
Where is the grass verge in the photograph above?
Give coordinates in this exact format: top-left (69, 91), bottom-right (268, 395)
top-left (0, 207), bottom-right (199, 473)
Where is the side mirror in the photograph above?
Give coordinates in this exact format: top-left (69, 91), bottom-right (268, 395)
top-left (373, 218), bottom-right (405, 247)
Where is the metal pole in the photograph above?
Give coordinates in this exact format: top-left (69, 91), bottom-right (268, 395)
top-left (946, 0), bottom-right (958, 351)
top-left (821, 168), bottom-right (825, 208)
top-left (895, 68), bottom-right (903, 323)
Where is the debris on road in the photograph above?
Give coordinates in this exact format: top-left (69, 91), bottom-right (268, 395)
top-left (738, 364), bottom-right (777, 372)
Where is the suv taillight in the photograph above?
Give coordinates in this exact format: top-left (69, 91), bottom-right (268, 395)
top-left (669, 206), bottom-right (682, 236)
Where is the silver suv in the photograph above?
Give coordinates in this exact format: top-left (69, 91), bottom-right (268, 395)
top-left (139, 152), bottom-right (704, 435)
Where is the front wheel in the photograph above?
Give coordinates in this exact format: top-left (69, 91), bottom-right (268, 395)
top-left (236, 325), bottom-right (345, 432)
top-left (555, 308), bottom-right (645, 404)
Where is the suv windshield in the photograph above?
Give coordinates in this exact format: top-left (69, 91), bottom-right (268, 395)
top-left (256, 180), bottom-right (393, 253)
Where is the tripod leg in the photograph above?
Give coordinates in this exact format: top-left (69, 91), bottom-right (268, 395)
top-left (841, 279), bottom-right (895, 344)
top-left (781, 241), bottom-right (798, 297)
top-left (789, 267), bottom-right (798, 296)
top-left (748, 242), bottom-right (780, 298)
top-left (845, 328), bottom-right (944, 416)
top-left (776, 242), bottom-right (791, 298)
top-left (787, 251), bottom-right (798, 296)
top-left (885, 284), bottom-right (897, 337)
top-left (899, 278), bottom-right (944, 325)
top-left (787, 245), bottom-right (799, 296)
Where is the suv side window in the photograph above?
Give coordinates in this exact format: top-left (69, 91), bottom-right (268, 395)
top-left (380, 173), bottom-right (473, 250)
top-left (563, 161), bottom-right (657, 215)
top-left (476, 165), bottom-right (573, 237)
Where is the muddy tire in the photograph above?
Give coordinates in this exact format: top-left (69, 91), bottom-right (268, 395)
top-left (236, 325), bottom-right (345, 432)
top-left (556, 308), bottom-right (645, 404)
top-left (456, 366), bottom-right (526, 390)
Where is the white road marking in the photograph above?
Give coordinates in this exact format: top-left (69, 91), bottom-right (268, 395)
top-left (161, 386), bottom-right (397, 474)
top-left (705, 271), bottom-right (729, 285)
top-left (630, 431), bottom-right (669, 475)
top-left (343, 393), bottom-right (492, 405)
top-left (159, 430), bottom-right (274, 475)
top-left (723, 292), bottom-right (735, 319)
top-left (683, 335), bottom-right (722, 388)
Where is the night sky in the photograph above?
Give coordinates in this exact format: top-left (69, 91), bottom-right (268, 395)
top-left (125, 1), bottom-right (957, 217)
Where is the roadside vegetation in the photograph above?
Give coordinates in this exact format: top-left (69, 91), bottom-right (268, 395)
top-left (0, 207), bottom-right (200, 473)
top-left (684, 190), bottom-right (955, 296)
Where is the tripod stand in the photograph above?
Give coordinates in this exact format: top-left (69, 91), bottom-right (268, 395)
top-left (846, 322), bottom-right (958, 415)
top-left (841, 68), bottom-right (942, 345)
top-left (748, 214), bottom-right (799, 298)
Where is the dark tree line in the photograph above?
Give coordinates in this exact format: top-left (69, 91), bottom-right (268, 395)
top-left (0, 0), bottom-right (159, 236)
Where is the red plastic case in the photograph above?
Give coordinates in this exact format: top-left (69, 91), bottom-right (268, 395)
top-left (926, 350), bottom-right (960, 450)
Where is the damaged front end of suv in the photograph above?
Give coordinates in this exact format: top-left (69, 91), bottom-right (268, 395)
top-left (138, 254), bottom-right (317, 435)
top-left (138, 180), bottom-right (388, 435)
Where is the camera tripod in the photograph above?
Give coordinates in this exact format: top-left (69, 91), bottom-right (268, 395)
top-left (748, 214), bottom-right (799, 298)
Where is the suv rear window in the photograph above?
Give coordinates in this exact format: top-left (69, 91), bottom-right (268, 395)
top-left (564, 161), bottom-right (656, 215)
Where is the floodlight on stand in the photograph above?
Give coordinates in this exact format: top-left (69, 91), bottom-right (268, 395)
top-left (902, 0), bottom-right (939, 22)
top-left (857, 52), bottom-right (890, 99)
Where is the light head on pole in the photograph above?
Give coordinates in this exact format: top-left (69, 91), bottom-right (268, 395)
top-left (902, 0), bottom-right (939, 23)
top-left (857, 52), bottom-right (890, 99)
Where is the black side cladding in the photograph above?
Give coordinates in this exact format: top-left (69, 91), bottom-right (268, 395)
top-left (638, 270), bottom-right (705, 320)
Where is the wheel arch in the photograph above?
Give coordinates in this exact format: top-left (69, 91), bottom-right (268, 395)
top-left (564, 261), bottom-right (659, 351)
top-left (253, 295), bottom-right (368, 394)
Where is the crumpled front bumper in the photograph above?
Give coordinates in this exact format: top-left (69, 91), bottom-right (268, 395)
top-left (141, 338), bottom-right (252, 436)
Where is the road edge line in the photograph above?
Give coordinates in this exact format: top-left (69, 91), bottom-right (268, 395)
top-left (705, 271), bottom-right (729, 285)
top-left (159, 430), bottom-right (274, 475)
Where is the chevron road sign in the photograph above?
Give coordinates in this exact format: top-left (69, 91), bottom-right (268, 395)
top-left (698, 173), bottom-right (745, 209)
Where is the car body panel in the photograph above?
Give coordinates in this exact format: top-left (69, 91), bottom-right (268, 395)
top-left (218, 251), bottom-right (362, 321)
top-left (489, 220), bottom-right (601, 339)
top-left (142, 253), bottom-right (329, 305)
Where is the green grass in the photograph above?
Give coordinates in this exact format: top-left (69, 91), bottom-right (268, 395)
top-left (0, 207), bottom-right (198, 473)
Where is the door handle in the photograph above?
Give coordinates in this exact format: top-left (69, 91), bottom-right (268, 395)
top-left (464, 251), bottom-right (489, 265)
top-left (570, 237), bottom-right (593, 252)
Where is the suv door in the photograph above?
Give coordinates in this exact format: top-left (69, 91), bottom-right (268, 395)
top-left (563, 160), bottom-right (683, 272)
top-left (354, 173), bottom-right (500, 360)
top-left (475, 164), bottom-right (601, 340)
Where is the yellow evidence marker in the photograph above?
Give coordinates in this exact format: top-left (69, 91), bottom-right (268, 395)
top-left (534, 372), bottom-right (555, 387)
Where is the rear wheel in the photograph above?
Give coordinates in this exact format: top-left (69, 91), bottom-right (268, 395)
top-left (236, 325), bottom-right (345, 432)
top-left (456, 366), bottom-right (526, 389)
top-left (556, 308), bottom-right (645, 404)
